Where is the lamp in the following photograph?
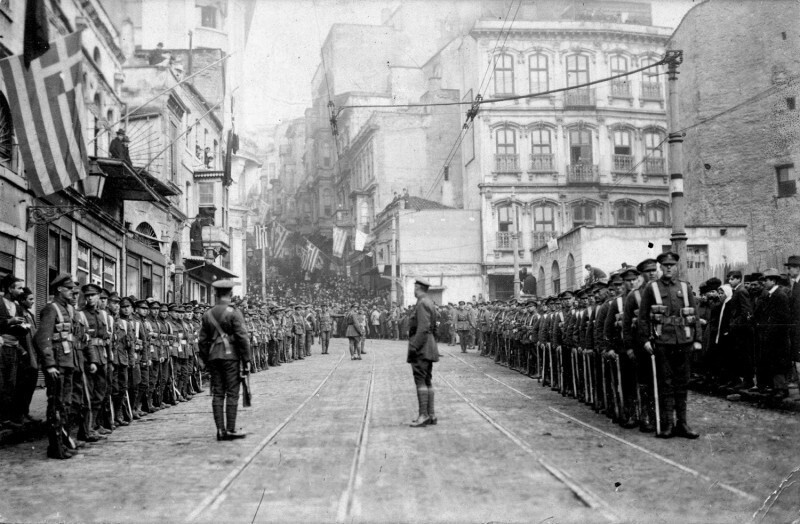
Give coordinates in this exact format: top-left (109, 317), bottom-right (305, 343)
top-left (81, 162), bottom-right (108, 199)
top-left (247, 247), bottom-right (254, 260)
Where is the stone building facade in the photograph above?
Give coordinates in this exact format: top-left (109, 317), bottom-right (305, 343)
top-left (429, 5), bottom-right (674, 298)
top-left (669, 0), bottom-right (800, 267)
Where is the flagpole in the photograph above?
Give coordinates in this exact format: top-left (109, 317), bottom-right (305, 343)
top-left (261, 243), bottom-right (267, 301)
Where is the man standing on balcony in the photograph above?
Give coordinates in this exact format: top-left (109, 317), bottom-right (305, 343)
top-left (109, 129), bottom-right (132, 166)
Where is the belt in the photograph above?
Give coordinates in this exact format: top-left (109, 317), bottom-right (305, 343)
top-left (661, 316), bottom-right (686, 326)
top-left (89, 337), bottom-right (105, 346)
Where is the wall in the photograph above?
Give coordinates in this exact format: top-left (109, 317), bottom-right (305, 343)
top-left (398, 209), bottom-right (481, 264)
top-left (669, 0), bottom-right (800, 266)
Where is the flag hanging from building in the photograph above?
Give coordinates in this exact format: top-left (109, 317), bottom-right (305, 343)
top-left (354, 229), bottom-right (368, 252)
top-left (24, 0), bottom-right (51, 67)
top-left (254, 225), bottom-right (269, 250)
top-left (271, 222), bottom-right (289, 258)
top-left (332, 227), bottom-right (348, 258)
top-left (303, 241), bottom-right (321, 272)
top-left (0, 31), bottom-right (88, 197)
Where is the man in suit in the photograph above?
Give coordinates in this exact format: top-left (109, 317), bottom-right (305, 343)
top-left (198, 280), bottom-right (250, 441)
top-left (755, 269), bottom-right (792, 400)
top-left (726, 270), bottom-right (754, 388)
top-left (784, 255), bottom-right (800, 394)
top-left (407, 278), bottom-right (439, 427)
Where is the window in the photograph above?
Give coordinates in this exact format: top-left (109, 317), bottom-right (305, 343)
top-left (641, 57), bottom-right (660, 83)
top-left (645, 131), bottom-right (664, 157)
top-left (569, 129), bottom-right (592, 164)
top-left (91, 252), bottom-right (103, 286)
top-left (551, 260), bottom-right (561, 295)
top-left (566, 54), bottom-right (589, 86)
top-left (537, 266), bottom-right (545, 296)
top-left (616, 204), bottom-right (637, 225)
top-left (640, 57), bottom-right (662, 99)
top-left (141, 262), bottom-right (152, 298)
top-left (528, 54), bottom-right (548, 93)
top-left (493, 53), bottom-right (515, 95)
top-left (77, 242), bottom-right (90, 285)
top-left (152, 265), bottom-right (164, 301)
top-left (199, 5), bottom-right (218, 28)
top-left (49, 232), bottom-right (72, 291)
top-left (359, 201), bottom-right (370, 231)
top-left (613, 130), bottom-right (631, 156)
top-left (495, 127), bottom-right (516, 155)
top-left (610, 55), bottom-right (627, 77)
top-left (686, 245), bottom-right (709, 270)
top-left (321, 142), bottom-right (332, 168)
top-left (533, 205), bottom-right (554, 231)
top-left (322, 188), bottom-right (333, 216)
top-left (531, 128), bottom-right (551, 156)
top-left (647, 205), bottom-right (667, 225)
top-left (103, 257), bottom-right (116, 290)
top-left (572, 203), bottom-right (596, 227)
top-left (497, 205), bottom-right (520, 232)
top-left (198, 182), bottom-right (214, 206)
top-left (126, 254), bottom-right (140, 297)
top-left (566, 254), bottom-right (576, 290)
top-left (609, 55), bottom-right (629, 96)
top-left (777, 164), bottom-right (796, 197)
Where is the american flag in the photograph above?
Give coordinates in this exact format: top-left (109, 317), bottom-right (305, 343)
top-left (0, 32), bottom-right (87, 197)
top-left (271, 222), bottom-right (289, 258)
top-left (254, 225), bottom-right (269, 250)
top-left (332, 226), bottom-right (348, 258)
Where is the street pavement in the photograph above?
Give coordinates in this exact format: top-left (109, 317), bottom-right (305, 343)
top-left (0, 337), bottom-right (798, 523)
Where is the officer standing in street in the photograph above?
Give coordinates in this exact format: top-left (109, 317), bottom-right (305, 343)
top-left (455, 301), bottom-right (471, 353)
top-left (407, 278), bottom-right (439, 427)
top-left (638, 251), bottom-right (701, 439)
top-left (319, 304), bottom-right (332, 354)
top-left (198, 280), bottom-right (250, 440)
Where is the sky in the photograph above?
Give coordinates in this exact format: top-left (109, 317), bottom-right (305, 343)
top-left (240, 0), bottom-right (698, 135)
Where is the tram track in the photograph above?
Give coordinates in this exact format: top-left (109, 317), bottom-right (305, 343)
top-left (443, 349), bottom-right (760, 504)
top-left (185, 350), bottom-right (348, 522)
top-left (436, 371), bottom-right (621, 523)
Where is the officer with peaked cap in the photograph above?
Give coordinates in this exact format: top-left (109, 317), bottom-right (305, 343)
top-left (198, 280), bottom-right (251, 440)
top-left (638, 251), bottom-right (701, 439)
top-left (407, 278), bottom-right (440, 427)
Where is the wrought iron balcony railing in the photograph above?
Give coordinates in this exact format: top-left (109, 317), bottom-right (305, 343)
top-left (566, 163), bottom-right (600, 183)
top-left (564, 88), bottom-right (596, 109)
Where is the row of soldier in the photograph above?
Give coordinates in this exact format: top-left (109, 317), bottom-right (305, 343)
top-left (473, 253), bottom-right (702, 440)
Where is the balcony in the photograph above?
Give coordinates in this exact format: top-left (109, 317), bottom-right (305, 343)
top-left (612, 154), bottom-right (634, 173)
top-left (494, 154), bottom-right (521, 174)
top-left (641, 81), bottom-right (663, 101)
top-left (610, 80), bottom-right (631, 98)
top-left (531, 231), bottom-right (557, 251)
top-left (193, 26), bottom-right (229, 52)
top-left (529, 153), bottom-right (556, 173)
top-left (564, 88), bottom-right (596, 109)
top-left (496, 231), bottom-right (513, 250)
top-left (567, 163), bottom-right (600, 184)
top-left (644, 157), bottom-right (666, 175)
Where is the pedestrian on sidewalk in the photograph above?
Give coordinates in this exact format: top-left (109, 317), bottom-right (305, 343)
top-left (407, 278), bottom-right (439, 427)
top-left (198, 280), bottom-right (250, 441)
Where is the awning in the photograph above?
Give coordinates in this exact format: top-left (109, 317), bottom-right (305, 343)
top-left (92, 157), bottom-right (180, 203)
top-left (184, 258), bottom-right (239, 284)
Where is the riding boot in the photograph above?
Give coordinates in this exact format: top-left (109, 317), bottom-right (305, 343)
top-left (428, 389), bottom-right (437, 425)
top-left (410, 388), bottom-right (430, 427)
top-left (638, 385), bottom-right (655, 432)
top-left (673, 397), bottom-right (699, 439)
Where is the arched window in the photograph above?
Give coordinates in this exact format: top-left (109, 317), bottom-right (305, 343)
top-left (551, 260), bottom-right (561, 295)
top-left (572, 202), bottom-right (596, 228)
top-left (566, 54), bottom-right (590, 86)
top-left (530, 128), bottom-right (553, 172)
top-left (532, 205), bottom-right (554, 232)
top-left (495, 126), bottom-right (518, 172)
top-left (493, 53), bottom-right (515, 95)
top-left (321, 142), bottom-right (332, 168)
top-left (612, 129), bottom-right (633, 173)
top-left (646, 203), bottom-right (668, 225)
top-left (537, 266), bottom-right (545, 296)
top-left (616, 203), bottom-right (637, 226)
top-left (135, 222), bottom-right (159, 250)
top-left (322, 188), bottom-right (333, 216)
top-left (566, 254), bottom-right (576, 290)
top-left (497, 204), bottom-right (520, 232)
top-left (528, 54), bottom-right (548, 93)
top-left (644, 129), bottom-right (666, 175)
top-left (0, 93), bottom-right (15, 172)
top-left (640, 57), bottom-right (662, 100)
top-left (569, 129), bottom-right (593, 164)
top-left (609, 55), bottom-right (630, 97)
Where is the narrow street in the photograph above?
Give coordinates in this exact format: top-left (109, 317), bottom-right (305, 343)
top-left (1, 337), bottom-right (797, 523)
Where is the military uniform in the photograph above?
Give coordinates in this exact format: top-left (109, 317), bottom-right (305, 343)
top-left (455, 303), bottom-right (471, 353)
top-left (407, 278), bottom-right (439, 427)
top-left (319, 307), bottom-right (332, 354)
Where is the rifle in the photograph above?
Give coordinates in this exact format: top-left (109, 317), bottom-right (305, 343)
top-left (600, 354), bottom-right (608, 413)
top-left (557, 345), bottom-right (564, 394)
top-left (571, 348), bottom-right (578, 398)
top-left (241, 367), bottom-right (252, 407)
top-left (615, 355), bottom-right (625, 420)
top-left (124, 390), bottom-right (133, 420)
top-left (170, 357), bottom-right (180, 401)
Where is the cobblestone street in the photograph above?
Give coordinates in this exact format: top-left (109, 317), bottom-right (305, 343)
top-left (1, 337), bottom-right (798, 523)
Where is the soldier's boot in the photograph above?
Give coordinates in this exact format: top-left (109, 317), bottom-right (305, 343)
top-left (656, 409), bottom-right (675, 439)
top-left (673, 398), bottom-right (699, 439)
top-left (213, 401), bottom-right (226, 440)
top-left (410, 387), bottom-right (430, 427)
top-left (47, 425), bottom-right (72, 459)
top-left (114, 404), bottom-right (129, 427)
top-left (428, 389), bottom-right (437, 425)
top-left (90, 409), bottom-right (109, 437)
top-left (224, 400), bottom-right (246, 440)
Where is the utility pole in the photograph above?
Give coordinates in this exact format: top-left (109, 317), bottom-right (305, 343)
top-left (390, 209), bottom-right (398, 305)
top-left (261, 244), bottom-right (267, 301)
top-left (666, 50), bottom-right (687, 277)
top-left (512, 211), bottom-right (520, 299)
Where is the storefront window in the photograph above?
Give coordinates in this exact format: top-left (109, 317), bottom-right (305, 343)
top-left (126, 254), bottom-right (140, 297)
top-left (142, 262), bottom-right (152, 298)
top-left (152, 265), bottom-right (164, 301)
top-left (91, 252), bottom-right (103, 286)
top-left (77, 243), bottom-right (90, 285)
top-left (104, 257), bottom-right (116, 290)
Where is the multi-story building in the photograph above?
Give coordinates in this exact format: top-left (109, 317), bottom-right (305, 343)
top-left (430, 1), bottom-right (674, 298)
top-left (669, 0), bottom-right (800, 268)
top-left (0, 0), bottom-right (180, 308)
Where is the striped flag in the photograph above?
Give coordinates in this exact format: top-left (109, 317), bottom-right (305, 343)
top-left (271, 222), bottom-right (289, 258)
top-left (332, 227), bottom-right (347, 258)
top-left (303, 241), bottom-right (321, 272)
top-left (254, 225), bottom-right (269, 250)
top-left (354, 229), bottom-right (368, 252)
top-left (0, 32), bottom-right (88, 197)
